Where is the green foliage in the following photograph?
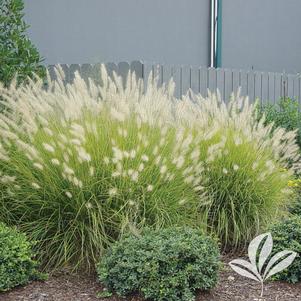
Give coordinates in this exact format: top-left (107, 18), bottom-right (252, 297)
top-left (269, 216), bottom-right (301, 283)
top-left (288, 179), bottom-right (301, 216)
top-left (197, 128), bottom-right (292, 247)
top-left (0, 222), bottom-right (44, 291)
top-left (0, 0), bottom-right (45, 87)
top-left (97, 227), bottom-right (220, 301)
top-left (0, 68), bottom-right (299, 269)
top-left (290, 193), bottom-right (301, 216)
top-left (0, 111), bottom-right (201, 270)
top-left (258, 97), bottom-right (301, 148)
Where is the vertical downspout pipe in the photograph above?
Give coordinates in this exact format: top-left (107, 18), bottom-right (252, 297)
top-left (216, 0), bottom-right (222, 67)
top-left (210, 0), bottom-right (222, 68)
top-left (210, 0), bottom-right (216, 67)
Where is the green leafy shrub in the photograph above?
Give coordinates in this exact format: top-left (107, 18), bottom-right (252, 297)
top-left (287, 179), bottom-right (301, 216)
top-left (269, 216), bottom-right (301, 283)
top-left (0, 222), bottom-right (43, 291)
top-left (257, 97), bottom-right (301, 148)
top-left (97, 227), bottom-right (220, 301)
top-left (0, 0), bottom-right (45, 87)
top-left (0, 67), bottom-right (299, 269)
top-left (290, 194), bottom-right (301, 216)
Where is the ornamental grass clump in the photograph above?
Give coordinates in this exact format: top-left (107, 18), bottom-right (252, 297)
top-left (0, 67), bottom-right (203, 269)
top-left (176, 91), bottom-right (301, 247)
top-left (0, 66), bottom-right (299, 269)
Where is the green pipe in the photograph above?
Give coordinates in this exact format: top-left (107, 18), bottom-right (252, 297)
top-left (216, 0), bottom-right (222, 68)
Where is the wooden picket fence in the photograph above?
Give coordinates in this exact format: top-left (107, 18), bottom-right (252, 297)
top-left (48, 61), bottom-right (301, 104)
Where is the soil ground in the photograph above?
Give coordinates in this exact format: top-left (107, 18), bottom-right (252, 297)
top-left (2, 259), bottom-right (301, 301)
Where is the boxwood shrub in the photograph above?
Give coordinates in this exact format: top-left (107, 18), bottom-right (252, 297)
top-left (97, 227), bottom-right (220, 301)
top-left (269, 216), bottom-right (301, 283)
top-left (0, 222), bottom-right (43, 291)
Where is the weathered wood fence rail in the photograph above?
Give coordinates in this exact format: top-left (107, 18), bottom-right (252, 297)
top-left (48, 61), bottom-right (301, 104)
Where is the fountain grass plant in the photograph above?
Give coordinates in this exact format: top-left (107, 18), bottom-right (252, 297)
top-left (0, 66), bottom-right (299, 269)
top-left (175, 92), bottom-right (300, 246)
top-left (0, 68), bottom-right (204, 270)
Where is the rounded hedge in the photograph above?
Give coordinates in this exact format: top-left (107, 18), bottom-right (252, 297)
top-left (270, 216), bottom-right (301, 283)
top-left (0, 222), bottom-right (41, 291)
top-left (97, 227), bottom-right (220, 301)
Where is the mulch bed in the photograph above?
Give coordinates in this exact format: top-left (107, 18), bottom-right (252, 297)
top-left (2, 259), bottom-right (301, 301)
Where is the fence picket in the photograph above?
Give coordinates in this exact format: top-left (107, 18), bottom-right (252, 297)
top-left (208, 68), bottom-right (217, 94)
top-left (261, 72), bottom-right (269, 104)
top-left (60, 64), bottom-right (70, 84)
top-left (287, 74), bottom-right (294, 99)
top-left (247, 71), bottom-right (255, 103)
top-left (224, 69), bottom-right (233, 102)
top-left (293, 75), bottom-right (300, 101)
top-left (160, 64), bottom-right (168, 83)
top-left (141, 62), bottom-right (153, 92)
top-left (216, 68), bottom-right (225, 101)
top-left (68, 64), bottom-right (81, 83)
top-left (90, 63), bottom-right (102, 85)
top-left (239, 70), bottom-right (248, 97)
top-left (156, 64), bottom-right (163, 86)
top-left (181, 65), bottom-right (191, 96)
top-left (105, 62), bottom-right (118, 81)
top-left (274, 73), bottom-right (282, 102)
top-left (80, 64), bottom-right (93, 84)
top-left (199, 67), bottom-right (208, 97)
top-left (254, 72), bottom-right (262, 103)
top-left (171, 66), bottom-right (181, 98)
top-left (118, 61), bottom-right (130, 88)
top-left (190, 67), bottom-right (200, 94)
top-left (130, 61), bottom-right (143, 80)
top-left (267, 72), bottom-right (274, 103)
top-left (232, 70), bottom-right (240, 95)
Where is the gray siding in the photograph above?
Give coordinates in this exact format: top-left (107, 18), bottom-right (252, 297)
top-left (24, 1), bottom-right (301, 73)
top-left (222, 0), bottom-right (301, 73)
top-left (24, 0), bottom-right (210, 66)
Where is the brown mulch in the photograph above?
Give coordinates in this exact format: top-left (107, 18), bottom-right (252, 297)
top-left (1, 260), bottom-right (301, 301)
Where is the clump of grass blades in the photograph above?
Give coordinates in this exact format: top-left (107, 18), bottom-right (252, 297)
top-left (178, 91), bottom-right (300, 247)
top-left (0, 66), bottom-right (299, 269)
top-left (198, 128), bottom-right (293, 247)
top-left (0, 68), bottom-right (204, 270)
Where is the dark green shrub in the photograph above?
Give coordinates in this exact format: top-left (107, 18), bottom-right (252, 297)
top-left (0, 0), bottom-right (45, 87)
top-left (290, 194), bottom-right (301, 216)
top-left (97, 227), bottom-right (220, 301)
top-left (286, 179), bottom-right (301, 216)
top-left (270, 216), bottom-right (301, 283)
top-left (0, 222), bottom-right (43, 291)
top-left (257, 97), bottom-right (301, 148)
top-left (289, 185), bottom-right (301, 216)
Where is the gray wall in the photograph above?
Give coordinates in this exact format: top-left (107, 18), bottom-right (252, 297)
top-left (24, 0), bottom-right (301, 74)
top-left (24, 0), bottom-right (210, 66)
top-left (222, 0), bottom-right (301, 73)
